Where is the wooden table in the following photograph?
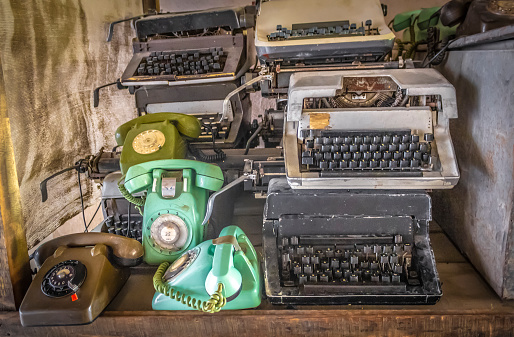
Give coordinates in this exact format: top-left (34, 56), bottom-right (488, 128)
top-left (1, 197), bottom-right (513, 336)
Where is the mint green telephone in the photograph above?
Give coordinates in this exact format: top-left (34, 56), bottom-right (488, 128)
top-left (115, 113), bottom-right (202, 175)
top-left (153, 225), bottom-right (261, 312)
top-left (123, 159), bottom-right (224, 265)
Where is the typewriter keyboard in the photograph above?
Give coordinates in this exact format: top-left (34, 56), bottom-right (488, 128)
top-left (197, 115), bottom-right (230, 140)
top-left (135, 48), bottom-right (226, 76)
top-left (104, 215), bottom-right (142, 243)
top-left (300, 131), bottom-right (435, 172)
top-left (268, 20), bottom-right (379, 41)
top-left (279, 235), bottom-right (421, 293)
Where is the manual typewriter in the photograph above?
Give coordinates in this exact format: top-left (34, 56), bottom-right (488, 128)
top-left (283, 69), bottom-right (460, 189)
top-left (255, 0), bottom-right (394, 66)
top-left (121, 6), bottom-right (256, 87)
top-left (262, 68), bottom-right (460, 304)
top-left (119, 6), bottom-right (256, 148)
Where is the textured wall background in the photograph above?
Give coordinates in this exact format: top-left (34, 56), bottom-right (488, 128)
top-left (0, 0), bottom-right (142, 248)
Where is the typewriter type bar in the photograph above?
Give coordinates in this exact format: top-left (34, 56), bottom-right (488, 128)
top-left (283, 69), bottom-right (460, 190)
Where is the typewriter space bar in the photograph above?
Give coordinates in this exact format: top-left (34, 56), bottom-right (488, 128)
top-left (320, 171), bottom-right (422, 177)
top-left (302, 283), bottom-right (407, 295)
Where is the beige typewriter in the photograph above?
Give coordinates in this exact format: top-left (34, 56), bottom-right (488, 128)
top-left (255, 0), bottom-right (395, 65)
top-left (283, 69), bottom-right (460, 189)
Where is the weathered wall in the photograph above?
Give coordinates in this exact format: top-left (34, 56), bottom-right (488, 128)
top-left (0, 0), bottom-right (142, 248)
top-left (434, 41), bottom-right (514, 298)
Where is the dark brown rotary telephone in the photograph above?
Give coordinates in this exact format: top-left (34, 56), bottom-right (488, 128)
top-left (19, 233), bottom-right (144, 327)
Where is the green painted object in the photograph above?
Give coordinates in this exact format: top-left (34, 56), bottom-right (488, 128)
top-left (124, 159), bottom-right (224, 265)
top-left (115, 113), bottom-right (201, 175)
top-left (393, 7), bottom-right (457, 43)
top-left (152, 225), bottom-right (262, 311)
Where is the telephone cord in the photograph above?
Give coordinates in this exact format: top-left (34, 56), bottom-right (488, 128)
top-left (153, 262), bottom-right (226, 313)
top-left (117, 177), bottom-right (146, 216)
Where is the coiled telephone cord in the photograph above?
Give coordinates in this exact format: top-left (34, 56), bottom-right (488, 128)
top-left (153, 262), bottom-right (226, 313)
top-left (117, 177), bottom-right (146, 215)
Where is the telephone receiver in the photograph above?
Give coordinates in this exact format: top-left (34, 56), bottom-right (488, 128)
top-left (152, 225), bottom-right (261, 312)
top-left (32, 232), bottom-right (144, 268)
top-left (124, 159), bottom-right (224, 194)
top-left (20, 233), bottom-right (144, 327)
top-left (115, 112), bottom-right (201, 146)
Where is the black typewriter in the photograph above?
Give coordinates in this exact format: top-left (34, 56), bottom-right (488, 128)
top-left (120, 6), bottom-right (255, 87)
top-left (263, 179), bottom-right (442, 305)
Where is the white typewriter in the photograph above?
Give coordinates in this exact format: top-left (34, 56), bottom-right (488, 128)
top-left (283, 68), bottom-right (460, 189)
top-left (255, 0), bottom-right (395, 65)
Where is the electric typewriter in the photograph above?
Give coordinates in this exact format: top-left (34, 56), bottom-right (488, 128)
top-left (255, 0), bottom-right (395, 66)
top-left (120, 6), bottom-right (256, 87)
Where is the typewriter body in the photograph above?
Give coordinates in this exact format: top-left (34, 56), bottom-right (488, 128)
top-left (120, 6), bottom-right (257, 148)
top-left (263, 179), bottom-right (441, 305)
top-left (121, 6), bottom-right (256, 87)
top-left (255, 0), bottom-right (395, 66)
top-left (283, 69), bottom-right (460, 189)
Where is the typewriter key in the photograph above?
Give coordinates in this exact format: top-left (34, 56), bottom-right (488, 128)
top-left (321, 260), bottom-right (329, 269)
top-left (330, 258), bottom-right (339, 269)
top-left (349, 274), bottom-right (359, 282)
top-left (334, 249), bottom-right (343, 257)
top-left (340, 144), bottom-right (349, 152)
top-left (424, 133), bottom-right (434, 142)
top-left (297, 246), bottom-right (305, 254)
top-left (353, 152), bottom-right (362, 160)
top-left (394, 264), bottom-right (403, 274)
top-left (293, 263), bottom-right (302, 274)
top-left (306, 246), bottom-right (314, 254)
top-left (360, 144), bottom-right (369, 152)
top-left (298, 274), bottom-right (307, 285)
top-left (341, 259), bottom-right (350, 269)
top-left (334, 269), bottom-right (343, 279)
top-left (320, 274), bottom-right (329, 282)
top-left (303, 264), bottom-right (312, 274)
top-left (370, 144), bottom-right (378, 152)
top-left (309, 274), bottom-right (317, 283)
top-left (290, 236), bottom-right (299, 246)
top-left (370, 261), bottom-right (379, 270)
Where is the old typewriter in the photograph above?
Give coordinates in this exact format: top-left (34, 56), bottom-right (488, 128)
top-left (255, 0), bottom-right (395, 66)
top-left (262, 68), bottom-right (459, 305)
top-left (121, 6), bottom-right (256, 87)
top-left (263, 179), bottom-right (441, 305)
top-left (132, 83), bottom-right (250, 148)
top-left (283, 69), bottom-right (460, 189)
top-left (119, 6), bottom-right (257, 148)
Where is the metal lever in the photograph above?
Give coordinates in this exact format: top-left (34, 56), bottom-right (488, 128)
top-left (93, 79), bottom-right (126, 108)
top-left (220, 72), bottom-right (273, 123)
top-left (40, 160), bottom-right (88, 202)
top-left (202, 160), bottom-right (256, 226)
top-left (106, 14), bottom-right (151, 42)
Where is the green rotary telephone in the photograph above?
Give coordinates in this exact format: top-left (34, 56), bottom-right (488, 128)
top-left (122, 159), bottom-right (224, 265)
top-left (153, 225), bottom-right (261, 312)
top-left (115, 112), bottom-right (202, 175)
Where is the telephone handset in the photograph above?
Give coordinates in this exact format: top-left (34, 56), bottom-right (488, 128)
top-left (122, 159), bottom-right (224, 265)
top-left (152, 225), bottom-right (261, 312)
top-left (19, 233), bottom-right (144, 327)
top-left (115, 112), bottom-right (202, 175)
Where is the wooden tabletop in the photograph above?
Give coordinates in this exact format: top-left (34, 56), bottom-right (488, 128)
top-left (1, 197), bottom-right (513, 336)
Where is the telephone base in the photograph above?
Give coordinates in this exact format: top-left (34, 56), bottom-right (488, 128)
top-left (152, 226), bottom-right (262, 311)
top-left (20, 245), bottom-right (130, 327)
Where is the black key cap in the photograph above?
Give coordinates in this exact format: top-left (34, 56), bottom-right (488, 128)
top-left (402, 134), bottom-right (411, 143)
top-left (412, 134), bottom-right (420, 142)
top-left (411, 159), bottom-right (420, 167)
top-left (328, 161), bottom-right (338, 169)
top-left (349, 144), bottom-right (358, 152)
top-left (324, 152), bottom-right (332, 160)
top-left (363, 151), bottom-right (372, 160)
top-left (424, 133), bottom-right (434, 142)
top-left (322, 137), bottom-right (332, 145)
top-left (389, 143), bottom-right (398, 152)
top-left (373, 151), bottom-right (382, 160)
top-left (409, 143), bottom-right (418, 151)
top-left (339, 160), bottom-right (348, 168)
top-left (343, 152), bottom-right (352, 160)
top-left (360, 144), bottom-right (369, 152)
top-left (333, 152), bottom-right (342, 160)
top-left (399, 143), bottom-right (408, 151)
top-left (400, 159), bottom-right (410, 167)
top-left (319, 160), bottom-right (328, 169)
top-left (331, 145), bottom-right (340, 153)
top-left (414, 150), bottom-right (422, 160)
top-left (379, 143), bottom-right (388, 151)
top-left (403, 151), bottom-right (412, 159)
top-left (340, 144), bottom-right (349, 152)
top-left (383, 151), bottom-right (392, 160)
top-left (369, 144), bottom-right (378, 152)
top-left (353, 152), bottom-right (362, 160)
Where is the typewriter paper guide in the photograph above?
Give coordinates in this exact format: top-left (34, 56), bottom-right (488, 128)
top-left (255, 0), bottom-right (395, 61)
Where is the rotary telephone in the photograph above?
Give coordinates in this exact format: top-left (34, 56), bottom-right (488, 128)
top-left (152, 225), bottom-right (261, 312)
top-left (115, 112), bottom-right (202, 175)
top-left (19, 233), bottom-right (144, 327)
top-left (122, 159), bottom-right (224, 265)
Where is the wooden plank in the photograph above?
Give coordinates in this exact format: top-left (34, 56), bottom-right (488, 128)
top-left (0, 55), bottom-right (32, 310)
top-left (1, 310), bottom-right (513, 337)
